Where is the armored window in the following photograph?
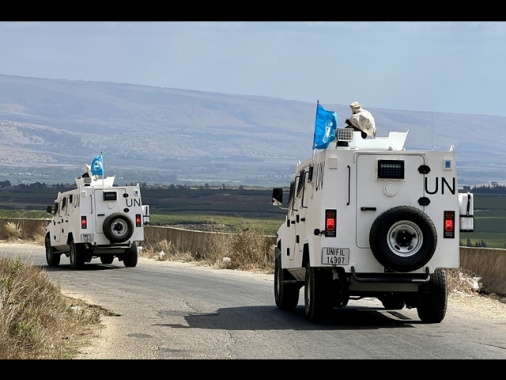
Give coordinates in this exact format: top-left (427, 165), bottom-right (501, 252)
top-left (103, 191), bottom-right (117, 201)
top-left (296, 171), bottom-right (306, 196)
top-left (288, 181), bottom-right (295, 205)
top-left (377, 160), bottom-right (405, 179)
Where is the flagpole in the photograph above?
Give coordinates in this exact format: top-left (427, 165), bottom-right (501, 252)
top-left (312, 100), bottom-right (320, 162)
top-left (101, 151), bottom-right (104, 186)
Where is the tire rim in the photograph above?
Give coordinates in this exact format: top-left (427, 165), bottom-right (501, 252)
top-left (111, 219), bottom-right (128, 238)
top-left (386, 220), bottom-right (423, 258)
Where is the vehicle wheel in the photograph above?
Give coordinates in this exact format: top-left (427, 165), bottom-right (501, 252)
top-left (69, 240), bottom-right (85, 269)
top-left (103, 213), bottom-right (134, 243)
top-left (304, 263), bottom-right (333, 323)
top-left (123, 242), bottom-right (138, 268)
top-left (417, 269), bottom-right (448, 323)
top-left (369, 205), bottom-right (437, 272)
top-left (274, 247), bottom-right (300, 310)
top-left (45, 234), bottom-right (60, 267)
top-left (100, 256), bottom-right (114, 264)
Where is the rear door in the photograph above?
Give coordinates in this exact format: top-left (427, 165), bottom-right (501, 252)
top-left (355, 153), bottom-right (426, 248)
top-left (93, 188), bottom-right (121, 236)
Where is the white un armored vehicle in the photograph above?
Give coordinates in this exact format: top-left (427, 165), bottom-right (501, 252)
top-left (45, 164), bottom-right (147, 269)
top-left (272, 128), bottom-right (474, 323)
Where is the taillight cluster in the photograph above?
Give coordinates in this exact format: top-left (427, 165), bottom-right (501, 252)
top-left (444, 211), bottom-right (455, 238)
top-left (325, 209), bottom-right (337, 237)
top-left (136, 214), bottom-right (142, 227)
top-left (81, 216), bottom-right (87, 229)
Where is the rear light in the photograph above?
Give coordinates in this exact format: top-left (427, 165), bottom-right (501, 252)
top-left (444, 211), bottom-right (455, 238)
top-left (136, 214), bottom-right (142, 227)
top-left (81, 216), bottom-right (87, 229)
top-left (325, 209), bottom-right (337, 237)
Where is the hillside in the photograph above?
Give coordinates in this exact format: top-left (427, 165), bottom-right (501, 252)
top-left (1, 74), bottom-right (506, 187)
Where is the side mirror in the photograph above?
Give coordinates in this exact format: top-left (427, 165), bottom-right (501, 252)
top-left (272, 188), bottom-right (283, 206)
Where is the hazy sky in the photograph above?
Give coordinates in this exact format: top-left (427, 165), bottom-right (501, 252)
top-left (1, 21), bottom-right (505, 117)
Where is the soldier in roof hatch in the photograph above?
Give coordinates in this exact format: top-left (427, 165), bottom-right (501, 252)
top-left (345, 101), bottom-right (377, 139)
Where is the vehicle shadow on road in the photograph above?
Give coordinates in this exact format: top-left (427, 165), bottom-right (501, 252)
top-left (159, 305), bottom-right (421, 331)
top-left (38, 264), bottom-right (121, 271)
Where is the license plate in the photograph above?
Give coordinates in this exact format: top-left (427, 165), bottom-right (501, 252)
top-left (81, 233), bottom-right (94, 242)
top-left (321, 247), bottom-right (350, 265)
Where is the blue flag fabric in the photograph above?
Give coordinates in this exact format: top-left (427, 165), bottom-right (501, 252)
top-left (91, 155), bottom-right (104, 176)
top-left (313, 104), bottom-right (338, 150)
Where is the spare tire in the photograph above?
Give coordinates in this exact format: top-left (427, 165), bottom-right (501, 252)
top-left (103, 213), bottom-right (134, 243)
top-left (369, 205), bottom-right (437, 272)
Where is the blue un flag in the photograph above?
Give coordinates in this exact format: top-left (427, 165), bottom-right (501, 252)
top-left (313, 103), bottom-right (338, 150)
top-left (91, 155), bottom-right (104, 176)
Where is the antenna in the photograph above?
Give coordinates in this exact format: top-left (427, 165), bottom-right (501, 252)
top-left (431, 114), bottom-right (434, 150)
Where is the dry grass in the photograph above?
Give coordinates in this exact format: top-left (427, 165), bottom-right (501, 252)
top-left (141, 229), bottom-right (275, 273)
top-left (31, 224), bottom-right (47, 245)
top-left (3, 221), bottom-right (46, 245)
top-left (4, 221), bottom-right (22, 241)
top-left (0, 256), bottom-right (106, 359)
top-left (447, 268), bottom-right (479, 294)
top-left (0, 222), bottom-right (120, 359)
top-left (140, 239), bottom-right (195, 263)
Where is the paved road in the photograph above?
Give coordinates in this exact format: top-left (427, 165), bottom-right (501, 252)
top-left (1, 242), bottom-right (506, 359)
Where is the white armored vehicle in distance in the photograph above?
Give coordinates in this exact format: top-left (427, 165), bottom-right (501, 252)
top-left (45, 163), bottom-right (147, 269)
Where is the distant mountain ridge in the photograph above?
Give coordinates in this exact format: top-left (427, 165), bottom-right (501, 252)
top-left (0, 73), bottom-right (504, 187)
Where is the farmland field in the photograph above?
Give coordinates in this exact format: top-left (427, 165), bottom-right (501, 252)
top-left (460, 193), bottom-right (506, 248)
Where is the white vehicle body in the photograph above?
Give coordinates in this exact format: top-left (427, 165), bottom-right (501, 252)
top-left (272, 128), bottom-right (474, 323)
top-left (45, 164), bottom-right (147, 269)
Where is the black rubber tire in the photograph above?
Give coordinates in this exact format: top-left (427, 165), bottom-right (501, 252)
top-left (123, 242), bottom-right (138, 268)
top-left (100, 256), bottom-right (114, 264)
top-left (304, 263), bottom-right (333, 323)
top-left (274, 247), bottom-right (299, 310)
top-left (417, 269), bottom-right (448, 323)
top-left (103, 213), bottom-right (134, 243)
top-left (369, 206), bottom-right (437, 272)
top-left (45, 234), bottom-right (60, 267)
top-left (69, 240), bottom-right (85, 269)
